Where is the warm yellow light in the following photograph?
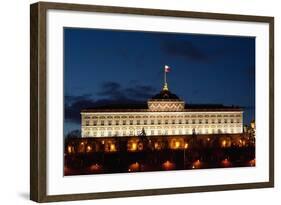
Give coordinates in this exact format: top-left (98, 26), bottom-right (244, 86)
top-left (86, 145), bottom-right (92, 152)
top-left (131, 142), bottom-right (137, 151)
top-left (222, 140), bottom-right (227, 147)
top-left (110, 144), bottom-right (116, 152)
top-left (184, 143), bottom-right (189, 149)
top-left (175, 141), bottom-right (180, 149)
top-left (67, 146), bottom-right (72, 154)
top-left (154, 142), bottom-right (158, 149)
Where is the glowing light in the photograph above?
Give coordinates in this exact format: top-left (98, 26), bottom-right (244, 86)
top-left (131, 142), bottom-right (137, 151)
top-left (249, 159), bottom-right (256, 166)
top-left (110, 144), bottom-right (116, 152)
top-left (184, 143), bottom-right (189, 149)
top-left (86, 145), bottom-right (92, 152)
top-left (221, 158), bottom-right (231, 167)
top-left (90, 163), bottom-right (102, 172)
top-left (192, 160), bottom-right (202, 169)
top-left (129, 162), bottom-right (140, 172)
top-left (221, 140), bottom-right (227, 147)
top-left (154, 142), bottom-right (159, 149)
top-left (67, 145), bottom-right (73, 154)
top-left (175, 141), bottom-right (180, 149)
top-left (138, 143), bottom-right (143, 151)
top-left (162, 160), bottom-right (175, 170)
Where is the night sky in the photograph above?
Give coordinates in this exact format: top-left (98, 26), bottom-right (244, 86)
top-left (64, 27), bottom-right (255, 136)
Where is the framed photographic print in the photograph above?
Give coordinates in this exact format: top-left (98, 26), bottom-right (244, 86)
top-left (30, 1), bottom-right (274, 202)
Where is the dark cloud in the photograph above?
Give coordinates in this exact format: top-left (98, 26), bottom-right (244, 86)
top-left (65, 81), bottom-right (157, 123)
top-left (65, 94), bottom-right (93, 104)
top-left (97, 81), bottom-right (127, 100)
top-left (162, 40), bottom-right (208, 61)
top-left (97, 81), bottom-right (156, 101)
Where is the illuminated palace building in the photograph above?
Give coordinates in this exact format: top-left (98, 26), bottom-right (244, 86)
top-left (81, 79), bottom-right (243, 138)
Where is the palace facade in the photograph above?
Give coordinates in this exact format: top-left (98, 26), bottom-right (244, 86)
top-left (81, 81), bottom-right (243, 138)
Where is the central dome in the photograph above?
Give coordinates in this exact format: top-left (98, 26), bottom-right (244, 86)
top-left (151, 89), bottom-right (180, 100)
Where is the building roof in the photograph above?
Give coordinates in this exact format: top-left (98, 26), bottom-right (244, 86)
top-left (81, 103), bottom-right (242, 113)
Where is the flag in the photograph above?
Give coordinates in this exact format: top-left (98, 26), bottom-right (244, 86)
top-left (164, 65), bottom-right (171, 73)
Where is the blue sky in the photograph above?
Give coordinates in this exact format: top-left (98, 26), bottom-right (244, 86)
top-left (64, 27), bottom-right (255, 135)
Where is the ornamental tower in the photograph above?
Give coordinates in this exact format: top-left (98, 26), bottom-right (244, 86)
top-left (147, 65), bottom-right (185, 112)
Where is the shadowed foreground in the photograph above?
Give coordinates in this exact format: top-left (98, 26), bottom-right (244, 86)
top-left (64, 133), bottom-right (255, 175)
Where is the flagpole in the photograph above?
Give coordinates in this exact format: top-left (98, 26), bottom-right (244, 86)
top-left (164, 69), bottom-right (166, 85)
